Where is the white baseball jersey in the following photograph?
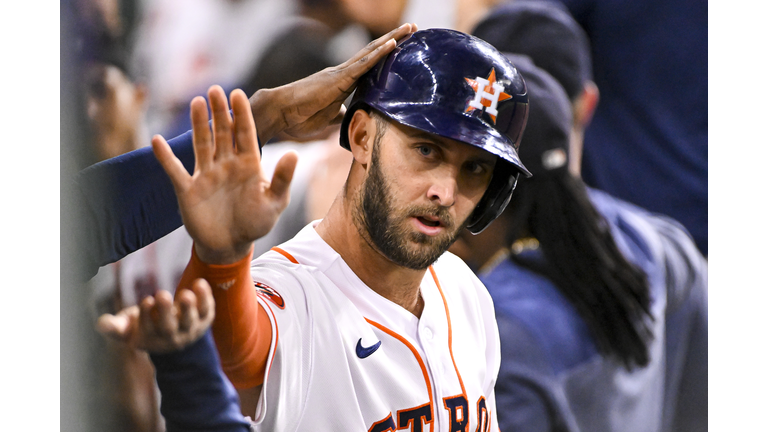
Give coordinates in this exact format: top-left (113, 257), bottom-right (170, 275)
top-left (247, 221), bottom-right (501, 431)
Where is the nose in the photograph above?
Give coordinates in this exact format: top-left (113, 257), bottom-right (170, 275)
top-left (426, 170), bottom-right (458, 208)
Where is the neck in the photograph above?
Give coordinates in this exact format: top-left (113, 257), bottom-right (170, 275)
top-left (315, 188), bottom-right (426, 317)
top-left (568, 125), bottom-right (584, 178)
top-left (97, 123), bottom-right (147, 161)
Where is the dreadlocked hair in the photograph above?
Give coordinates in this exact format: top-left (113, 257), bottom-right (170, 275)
top-left (505, 170), bottom-right (654, 369)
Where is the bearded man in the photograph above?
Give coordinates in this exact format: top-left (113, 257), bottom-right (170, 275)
top-left (151, 28), bottom-right (530, 431)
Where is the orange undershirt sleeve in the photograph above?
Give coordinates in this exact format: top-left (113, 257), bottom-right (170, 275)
top-left (176, 245), bottom-right (273, 389)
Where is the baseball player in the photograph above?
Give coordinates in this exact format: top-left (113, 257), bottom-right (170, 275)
top-left (151, 29), bottom-right (531, 431)
top-left (457, 4), bottom-right (709, 430)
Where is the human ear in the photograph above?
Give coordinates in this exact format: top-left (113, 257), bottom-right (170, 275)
top-left (134, 82), bottom-right (148, 110)
top-left (346, 109), bottom-right (376, 167)
top-left (573, 81), bottom-right (599, 128)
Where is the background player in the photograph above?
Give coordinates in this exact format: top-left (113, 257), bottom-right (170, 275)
top-left (537, 0), bottom-right (708, 255)
top-left (458, 4), bottom-right (708, 430)
top-left (154, 29), bottom-right (530, 430)
top-left (452, 55), bottom-right (708, 432)
top-left (449, 9), bottom-right (708, 428)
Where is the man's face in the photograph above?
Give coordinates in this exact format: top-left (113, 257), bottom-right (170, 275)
top-left (84, 62), bottom-right (145, 161)
top-left (353, 116), bottom-right (496, 270)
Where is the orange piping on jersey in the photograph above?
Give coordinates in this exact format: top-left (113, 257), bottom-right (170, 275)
top-left (260, 246), bottom-right (295, 379)
top-left (259, 298), bottom-right (280, 382)
top-left (365, 318), bottom-right (435, 432)
top-left (270, 246), bottom-right (299, 264)
top-left (429, 266), bottom-right (467, 400)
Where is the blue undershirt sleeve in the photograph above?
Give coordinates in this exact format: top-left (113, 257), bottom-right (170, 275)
top-left (74, 130), bottom-right (195, 280)
top-left (150, 330), bottom-right (251, 432)
top-left (75, 114), bottom-right (263, 282)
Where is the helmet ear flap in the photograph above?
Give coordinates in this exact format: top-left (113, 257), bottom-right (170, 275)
top-left (466, 163), bottom-right (520, 234)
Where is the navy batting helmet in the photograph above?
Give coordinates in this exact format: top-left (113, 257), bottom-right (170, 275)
top-left (340, 28), bottom-right (531, 234)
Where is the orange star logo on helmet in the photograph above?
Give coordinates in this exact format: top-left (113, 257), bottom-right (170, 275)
top-left (464, 68), bottom-right (512, 124)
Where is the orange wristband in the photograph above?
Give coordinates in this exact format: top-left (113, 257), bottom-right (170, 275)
top-left (177, 244), bottom-right (272, 388)
top-left (177, 245), bottom-right (255, 293)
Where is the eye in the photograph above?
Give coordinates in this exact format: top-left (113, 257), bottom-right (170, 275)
top-left (465, 161), bottom-right (488, 175)
top-left (416, 145), bottom-right (433, 157)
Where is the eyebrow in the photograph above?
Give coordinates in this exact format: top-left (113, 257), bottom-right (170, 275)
top-left (403, 129), bottom-right (496, 164)
top-left (402, 128), bottom-right (446, 144)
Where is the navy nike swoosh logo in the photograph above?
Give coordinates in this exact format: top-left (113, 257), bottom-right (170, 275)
top-left (355, 338), bottom-right (381, 358)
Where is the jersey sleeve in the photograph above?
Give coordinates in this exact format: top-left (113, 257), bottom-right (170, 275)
top-left (244, 258), bottom-right (322, 429)
top-left (177, 245), bottom-right (273, 389)
top-left (150, 330), bottom-right (251, 432)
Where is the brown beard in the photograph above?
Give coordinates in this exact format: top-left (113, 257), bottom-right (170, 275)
top-left (353, 141), bottom-right (466, 270)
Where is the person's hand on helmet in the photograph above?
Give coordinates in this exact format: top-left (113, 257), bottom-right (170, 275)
top-left (249, 23), bottom-right (417, 144)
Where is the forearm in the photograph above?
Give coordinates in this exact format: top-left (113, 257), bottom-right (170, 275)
top-left (250, 88), bottom-right (283, 145)
top-left (74, 131), bottom-right (195, 279)
top-left (177, 246), bottom-right (273, 389)
top-left (150, 330), bottom-right (251, 432)
top-left (74, 117), bottom-right (267, 281)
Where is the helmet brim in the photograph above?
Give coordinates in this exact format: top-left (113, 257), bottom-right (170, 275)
top-left (370, 102), bottom-right (532, 178)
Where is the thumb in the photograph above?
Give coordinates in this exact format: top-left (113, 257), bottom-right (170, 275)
top-left (331, 105), bottom-right (347, 125)
top-left (96, 313), bottom-right (131, 341)
top-left (152, 134), bottom-right (191, 192)
top-left (268, 150), bottom-right (299, 202)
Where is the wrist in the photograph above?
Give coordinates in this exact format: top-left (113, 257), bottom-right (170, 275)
top-left (194, 242), bottom-right (254, 266)
top-left (250, 88), bottom-right (281, 145)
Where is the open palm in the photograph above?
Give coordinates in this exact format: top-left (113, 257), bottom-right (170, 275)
top-left (153, 86), bottom-right (298, 264)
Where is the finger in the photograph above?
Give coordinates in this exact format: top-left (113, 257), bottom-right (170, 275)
top-left (343, 23), bottom-right (416, 68)
top-left (190, 96), bottom-right (214, 172)
top-left (268, 150), bottom-right (299, 203)
top-left (209, 85), bottom-right (234, 160)
top-left (152, 134), bottom-right (191, 192)
top-left (192, 278), bottom-right (214, 323)
top-left (331, 105), bottom-right (347, 125)
top-left (314, 103), bottom-right (346, 127)
top-left (154, 290), bottom-right (177, 337)
top-left (230, 89), bottom-right (260, 156)
top-left (96, 313), bottom-right (131, 340)
top-left (287, 103), bottom-right (344, 137)
top-left (138, 295), bottom-right (158, 339)
top-left (176, 289), bottom-right (198, 333)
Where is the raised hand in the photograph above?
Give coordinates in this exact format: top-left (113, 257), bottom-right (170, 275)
top-left (152, 86), bottom-right (298, 264)
top-left (251, 22), bottom-right (417, 143)
top-left (96, 279), bottom-right (215, 353)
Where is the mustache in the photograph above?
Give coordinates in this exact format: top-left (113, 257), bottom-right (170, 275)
top-left (405, 205), bottom-right (455, 229)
